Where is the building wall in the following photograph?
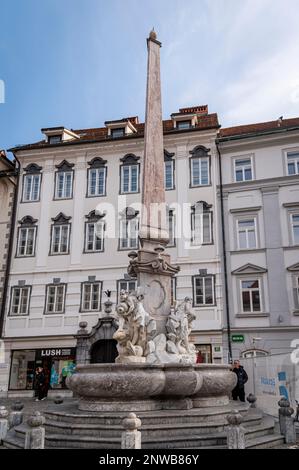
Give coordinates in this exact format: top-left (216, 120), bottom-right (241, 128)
top-left (2, 129), bottom-right (224, 395)
top-left (219, 131), bottom-right (299, 360)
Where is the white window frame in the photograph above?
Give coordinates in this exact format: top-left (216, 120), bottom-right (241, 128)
top-left (54, 171), bottom-right (73, 199)
top-left (118, 279), bottom-right (137, 301)
top-left (286, 150), bottom-right (299, 176)
top-left (291, 213), bottom-right (299, 245)
top-left (164, 160), bottom-right (174, 190)
top-left (293, 275), bottom-right (299, 310)
top-left (45, 284), bottom-right (66, 314)
top-left (50, 224), bottom-right (70, 255)
top-left (119, 217), bottom-right (139, 250)
top-left (191, 209), bottom-right (212, 246)
top-left (236, 217), bottom-right (257, 250)
top-left (240, 279), bottom-right (262, 313)
top-left (234, 156), bottom-right (253, 182)
top-left (9, 286), bottom-right (31, 316)
top-left (190, 157), bottom-right (210, 186)
top-left (17, 226), bottom-right (37, 257)
top-left (85, 221), bottom-right (105, 252)
top-left (22, 174), bottom-right (41, 202)
top-left (193, 275), bottom-right (215, 307)
top-left (167, 210), bottom-right (175, 247)
top-left (81, 282), bottom-right (102, 312)
top-left (121, 164), bottom-right (139, 194)
top-left (87, 167), bottom-right (106, 197)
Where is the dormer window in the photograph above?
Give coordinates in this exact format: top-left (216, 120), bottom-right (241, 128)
top-left (48, 135), bottom-right (62, 145)
top-left (54, 160), bottom-right (74, 199)
top-left (177, 120), bottom-right (191, 130)
top-left (111, 128), bottom-right (125, 138)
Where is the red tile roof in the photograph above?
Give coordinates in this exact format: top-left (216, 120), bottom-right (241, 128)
top-left (9, 113), bottom-right (220, 152)
top-left (219, 117), bottom-right (299, 139)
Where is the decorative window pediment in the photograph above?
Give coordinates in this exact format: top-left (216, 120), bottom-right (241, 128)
top-left (191, 200), bottom-right (212, 211)
top-left (55, 160), bottom-right (75, 171)
top-left (189, 145), bottom-right (210, 158)
top-left (18, 215), bottom-right (38, 225)
top-left (232, 263), bottom-right (267, 275)
top-left (119, 207), bottom-right (139, 220)
top-left (164, 149), bottom-right (175, 161)
top-left (120, 154), bottom-right (140, 164)
top-left (87, 157), bottom-right (107, 168)
top-left (51, 212), bottom-right (71, 224)
top-left (24, 163), bottom-right (42, 173)
top-left (287, 262), bottom-right (299, 272)
top-left (85, 210), bottom-right (106, 221)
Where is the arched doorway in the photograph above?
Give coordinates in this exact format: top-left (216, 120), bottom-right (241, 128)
top-left (90, 339), bottom-right (118, 364)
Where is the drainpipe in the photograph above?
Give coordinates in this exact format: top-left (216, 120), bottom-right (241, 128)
top-left (0, 152), bottom-right (20, 337)
top-left (216, 141), bottom-right (232, 363)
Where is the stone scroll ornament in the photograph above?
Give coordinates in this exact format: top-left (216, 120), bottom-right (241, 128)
top-left (113, 291), bottom-right (197, 364)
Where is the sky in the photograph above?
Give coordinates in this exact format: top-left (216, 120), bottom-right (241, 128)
top-left (0, 0), bottom-right (299, 152)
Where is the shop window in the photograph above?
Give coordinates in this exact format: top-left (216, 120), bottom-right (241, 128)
top-left (195, 344), bottom-right (212, 363)
top-left (9, 350), bottom-right (36, 390)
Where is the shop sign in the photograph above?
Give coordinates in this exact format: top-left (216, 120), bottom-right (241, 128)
top-left (41, 348), bottom-right (72, 357)
top-left (231, 334), bottom-right (245, 343)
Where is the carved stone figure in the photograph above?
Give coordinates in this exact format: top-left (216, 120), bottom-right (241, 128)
top-left (113, 290), bottom-right (156, 363)
top-left (166, 297), bottom-right (196, 356)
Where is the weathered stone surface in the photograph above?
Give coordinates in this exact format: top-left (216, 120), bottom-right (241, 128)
top-left (192, 365), bottom-right (237, 408)
top-left (278, 398), bottom-right (296, 444)
top-left (226, 410), bottom-right (245, 449)
top-left (161, 364), bottom-right (202, 397)
top-left (121, 413), bottom-right (142, 449)
top-left (25, 412), bottom-right (45, 449)
top-left (0, 406), bottom-right (8, 443)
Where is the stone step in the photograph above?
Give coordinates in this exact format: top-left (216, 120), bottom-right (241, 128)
top-left (44, 415), bottom-right (263, 438)
top-left (2, 432), bottom-right (24, 450)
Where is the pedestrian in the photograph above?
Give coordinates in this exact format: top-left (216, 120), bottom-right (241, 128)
top-left (231, 360), bottom-right (248, 402)
top-left (35, 367), bottom-right (47, 401)
top-left (196, 350), bottom-right (204, 363)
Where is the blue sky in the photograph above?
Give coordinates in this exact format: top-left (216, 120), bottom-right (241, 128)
top-left (0, 0), bottom-right (299, 152)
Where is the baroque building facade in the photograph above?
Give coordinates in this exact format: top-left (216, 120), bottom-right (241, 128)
top-left (1, 106), bottom-right (225, 397)
top-left (217, 117), bottom-right (299, 360)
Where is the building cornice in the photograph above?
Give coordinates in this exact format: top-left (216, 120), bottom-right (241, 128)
top-left (219, 174), bottom-right (299, 194)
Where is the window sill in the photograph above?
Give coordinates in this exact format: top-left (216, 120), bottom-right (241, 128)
top-left (230, 248), bottom-right (265, 254)
top-left (236, 312), bottom-right (270, 318)
top-left (293, 310), bottom-right (299, 316)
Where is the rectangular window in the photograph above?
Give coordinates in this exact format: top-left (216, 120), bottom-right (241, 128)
top-left (167, 211), bottom-right (175, 247)
top-left (237, 218), bottom-right (257, 249)
top-left (120, 218), bottom-right (139, 250)
top-left (111, 128), bottom-right (125, 138)
top-left (22, 174), bottom-right (41, 202)
top-left (193, 276), bottom-right (215, 306)
top-left (51, 225), bottom-right (70, 254)
top-left (45, 284), bottom-right (66, 314)
top-left (294, 276), bottom-right (299, 310)
top-left (121, 165), bottom-right (139, 193)
top-left (88, 168), bottom-right (106, 196)
top-left (291, 214), bottom-right (299, 245)
top-left (17, 227), bottom-right (36, 257)
top-left (234, 158), bottom-right (253, 182)
top-left (191, 210), bottom-right (212, 245)
top-left (55, 171), bottom-right (73, 199)
top-left (10, 286), bottom-right (30, 316)
top-left (241, 280), bottom-right (261, 313)
top-left (177, 120), bottom-right (191, 130)
top-left (85, 222), bottom-right (104, 252)
top-left (118, 280), bottom-right (137, 300)
top-left (81, 282), bottom-right (102, 312)
top-left (191, 158), bottom-right (209, 186)
top-left (165, 160), bottom-right (174, 190)
top-left (9, 350), bottom-right (36, 390)
top-left (48, 135), bottom-right (62, 144)
top-left (287, 151), bottom-right (299, 175)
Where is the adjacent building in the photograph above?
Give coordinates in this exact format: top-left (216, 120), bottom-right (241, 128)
top-left (1, 106), bottom-right (225, 397)
top-left (217, 117), bottom-right (299, 360)
top-left (0, 151), bottom-right (17, 394)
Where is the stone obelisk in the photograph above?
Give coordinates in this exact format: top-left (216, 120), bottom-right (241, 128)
top-left (128, 30), bottom-right (179, 333)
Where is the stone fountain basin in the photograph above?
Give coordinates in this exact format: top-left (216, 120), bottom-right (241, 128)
top-left (66, 363), bottom-right (165, 399)
top-left (192, 364), bottom-right (237, 407)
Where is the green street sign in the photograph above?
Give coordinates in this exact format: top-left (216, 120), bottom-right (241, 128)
top-left (232, 334), bottom-right (245, 343)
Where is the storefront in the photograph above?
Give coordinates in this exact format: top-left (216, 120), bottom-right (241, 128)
top-left (9, 348), bottom-right (76, 391)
